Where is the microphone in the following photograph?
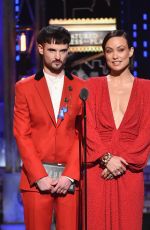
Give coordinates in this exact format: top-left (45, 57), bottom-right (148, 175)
top-left (79, 88), bottom-right (89, 101)
top-left (79, 87), bottom-right (89, 230)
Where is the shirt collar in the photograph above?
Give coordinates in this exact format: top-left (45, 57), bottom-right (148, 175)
top-left (43, 69), bottom-right (64, 81)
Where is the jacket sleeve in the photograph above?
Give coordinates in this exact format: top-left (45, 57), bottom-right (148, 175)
top-left (62, 133), bottom-right (80, 181)
top-left (13, 83), bottom-right (47, 186)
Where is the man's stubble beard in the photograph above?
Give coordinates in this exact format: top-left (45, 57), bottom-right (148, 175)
top-left (47, 62), bottom-right (65, 75)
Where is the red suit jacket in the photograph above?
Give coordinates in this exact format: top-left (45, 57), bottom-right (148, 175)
top-left (13, 70), bottom-right (84, 192)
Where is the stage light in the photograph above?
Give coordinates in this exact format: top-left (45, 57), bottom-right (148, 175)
top-left (143, 23), bottom-right (148, 30)
top-left (20, 32), bottom-right (26, 52)
top-left (133, 71), bottom-right (137, 77)
top-left (143, 13), bottom-right (148, 20)
top-left (143, 50), bottom-right (148, 58)
top-left (132, 31), bottom-right (137, 38)
top-left (134, 61), bottom-right (138, 68)
top-left (132, 24), bottom-right (137, 30)
top-left (143, 41), bottom-right (148, 48)
top-left (133, 41), bottom-right (137, 48)
top-left (16, 55), bottom-right (20, 61)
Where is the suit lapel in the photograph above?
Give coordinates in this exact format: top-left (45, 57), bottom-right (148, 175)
top-left (57, 72), bottom-right (74, 127)
top-left (34, 70), bottom-right (56, 126)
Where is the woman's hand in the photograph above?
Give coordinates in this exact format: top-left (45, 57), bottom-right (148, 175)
top-left (101, 168), bottom-right (114, 180)
top-left (106, 156), bottom-right (128, 177)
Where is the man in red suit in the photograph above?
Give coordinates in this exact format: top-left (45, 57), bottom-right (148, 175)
top-left (13, 25), bottom-right (84, 230)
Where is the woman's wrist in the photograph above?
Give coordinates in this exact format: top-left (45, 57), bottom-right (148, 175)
top-left (100, 153), bottom-right (113, 167)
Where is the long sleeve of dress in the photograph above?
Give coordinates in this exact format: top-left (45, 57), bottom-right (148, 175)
top-left (121, 107), bottom-right (150, 171)
top-left (123, 130), bottom-right (150, 171)
top-left (119, 80), bottom-right (150, 171)
top-left (86, 78), bottom-right (107, 162)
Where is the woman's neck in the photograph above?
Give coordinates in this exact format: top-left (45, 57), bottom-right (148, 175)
top-left (108, 70), bottom-right (134, 83)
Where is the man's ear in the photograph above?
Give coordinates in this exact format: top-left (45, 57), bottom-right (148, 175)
top-left (37, 44), bottom-right (43, 55)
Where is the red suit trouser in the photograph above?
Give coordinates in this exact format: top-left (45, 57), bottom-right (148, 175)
top-left (21, 190), bottom-right (79, 230)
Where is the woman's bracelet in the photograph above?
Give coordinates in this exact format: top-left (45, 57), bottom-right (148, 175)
top-left (100, 153), bottom-right (113, 167)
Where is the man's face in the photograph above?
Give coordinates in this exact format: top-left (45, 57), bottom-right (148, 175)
top-left (38, 42), bottom-right (69, 74)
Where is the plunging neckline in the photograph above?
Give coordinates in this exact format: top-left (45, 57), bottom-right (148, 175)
top-left (105, 76), bottom-right (137, 130)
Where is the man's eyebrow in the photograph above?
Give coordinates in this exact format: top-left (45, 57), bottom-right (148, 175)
top-left (47, 48), bottom-right (68, 51)
top-left (60, 48), bottom-right (68, 51)
top-left (47, 48), bottom-right (56, 51)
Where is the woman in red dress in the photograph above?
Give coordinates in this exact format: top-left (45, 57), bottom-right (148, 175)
top-left (86, 30), bottom-right (150, 230)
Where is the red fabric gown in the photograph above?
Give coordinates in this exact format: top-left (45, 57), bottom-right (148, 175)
top-left (86, 77), bottom-right (150, 230)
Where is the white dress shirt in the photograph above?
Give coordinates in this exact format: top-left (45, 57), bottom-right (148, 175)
top-left (44, 70), bottom-right (74, 183)
top-left (44, 70), bottom-right (64, 122)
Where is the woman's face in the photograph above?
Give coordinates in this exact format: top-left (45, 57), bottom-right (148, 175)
top-left (104, 36), bottom-right (134, 73)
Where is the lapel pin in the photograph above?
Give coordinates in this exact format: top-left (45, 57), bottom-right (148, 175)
top-left (68, 86), bottom-right (73, 91)
top-left (64, 97), bottom-right (69, 103)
